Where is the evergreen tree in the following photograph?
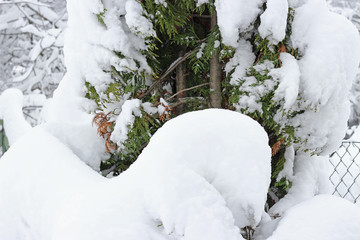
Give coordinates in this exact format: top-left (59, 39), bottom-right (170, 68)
top-left (77, 0), bottom-right (359, 208)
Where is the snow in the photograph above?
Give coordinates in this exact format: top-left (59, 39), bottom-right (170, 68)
top-left (349, 127), bottom-right (360, 142)
top-left (291, 0), bottom-right (359, 108)
top-left (1, 0), bottom-right (360, 238)
top-left (232, 60), bottom-right (277, 114)
top-left (215, 0), bottom-right (264, 47)
top-left (110, 99), bottom-right (142, 149)
top-left (20, 24), bottom-right (43, 37)
top-left (196, 43), bottom-right (206, 59)
top-left (225, 39), bottom-right (255, 85)
top-left (225, 0), bottom-right (360, 216)
top-left (256, 195), bottom-right (360, 240)
top-left (270, 53), bottom-right (300, 110)
top-left (0, 1), bottom-right (66, 95)
top-left (288, 0), bottom-right (360, 154)
top-left (270, 152), bottom-right (333, 215)
top-left (50, 0), bottom-right (156, 123)
top-left (110, 98), bottom-right (170, 150)
top-left (259, 0), bottom-right (288, 45)
top-left (276, 145), bottom-right (295, 182)
top-left (43, 122), bottom-right (108, 171)
top-left (42, 91), bottom-right (107, 170)
top-left (0, 89), bottom-right (32, 145)
top-left (135, 109), bottom-right (271, 230)
top-left (0, 127), bottom-right (103, 240)
top-left (125, 0), bottom-right (156, 39)
top-left (0, 109), bottom-right (271, 240)
top-left (23, 93), bottom-right (47, 108)
top-left (227, 0), bottom-right (360, 157)
top-left (196, 0), bottom-right (209, 7)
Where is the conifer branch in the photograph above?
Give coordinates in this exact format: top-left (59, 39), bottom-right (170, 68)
top-left (140, 50), bottom-right (193, 99)
top-left (166, 83), bottom-right (209, 101)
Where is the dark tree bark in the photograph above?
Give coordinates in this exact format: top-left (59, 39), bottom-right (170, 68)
top-left (176, 49), bottom-right (187, 113)
top-left (209, 10), bottom-right (222, 108)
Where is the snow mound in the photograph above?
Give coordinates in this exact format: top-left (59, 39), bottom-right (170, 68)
top-left (0, 127), bottom-right (103, 240)
top-left (0, 89), bottom-right (32, 145)
top-left (255, 195), bottom-right (360, 240)
top-left (133, 109), bottom-right (272, 230)
top-left (0, 109), bottom-right (271, 240)
top-left (269, 152), bottom-right (333, 215)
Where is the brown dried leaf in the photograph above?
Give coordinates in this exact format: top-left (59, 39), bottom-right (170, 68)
top-left (271, 140), bottom-right (283, 156)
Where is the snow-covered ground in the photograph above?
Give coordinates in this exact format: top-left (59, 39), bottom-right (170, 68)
top-left (1, 107), bottom-right (360, 240)
top-left (0, 109), bottom-right (271, 240)
top-left (255, 195), bottom-right (360, 240)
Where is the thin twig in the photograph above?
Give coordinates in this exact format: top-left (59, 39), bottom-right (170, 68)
top-left (191, 14), bottom-right (211, 18)
top-left (0, 1), bottom-right (49, 7)
top-left (26, 4), bottom-right (53, 25)
top-left (53, 9), bottom-right (67, 26)
top-left (169, 97), bottom-right (207, 109)
top-left (22, 112), bottom-right (37, 121)
top-left (140, 50), bottom-right (194, 99)
top-left (166, 83), bottom-right (209, 101)
top-left (15, 4), bottom-right (44, 26)
top-left (0, 32), bottom-right (29, 36)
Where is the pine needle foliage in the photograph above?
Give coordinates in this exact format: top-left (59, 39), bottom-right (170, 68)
top-left (86, 1), bottom-right (318, 206)
top-left (101, 107), bottom-right (165, 174)
top-left (227, 8), bottom-right (303, 200)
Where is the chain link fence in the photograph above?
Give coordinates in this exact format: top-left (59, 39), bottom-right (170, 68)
top-left (330, 141), bottom-right (360, 204)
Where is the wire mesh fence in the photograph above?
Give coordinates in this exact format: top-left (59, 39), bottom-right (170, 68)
top-left (329, 141), bottom-right (360, 204)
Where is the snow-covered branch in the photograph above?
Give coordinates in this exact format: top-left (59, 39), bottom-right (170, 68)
top-left (0, 0), bottom-right (66, 97)
top-left (0, 1), bottom-right (49, 7)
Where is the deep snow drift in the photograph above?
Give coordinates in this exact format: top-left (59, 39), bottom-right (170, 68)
top-left (0, 109), bottom-right (271, 240)
top-left (256, 195), bottom-right (360, 240)
top-left (1, 108), bottom-right (359, 240)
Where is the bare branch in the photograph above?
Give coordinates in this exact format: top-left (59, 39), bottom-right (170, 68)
top-left (0, 32), bottom-right (29, 36)
top-left (0, 1), bottom-right (50, 7)
top-left (53, 9), bottom-right (67, 26)
top-left (169, 97), bottom-right (207, 109)
top-left (10, 63), bottom-right (34, 83)
top-left (191, 14), bottom-right (211, 18)
top-left (140, 50), bottom-right (194, 99)
top-left (15, 4), bottom-right (44, 26)
top-left (166, 83), bottom-right (209, 101)
top-left (26, 4), bottom-right (53, 25)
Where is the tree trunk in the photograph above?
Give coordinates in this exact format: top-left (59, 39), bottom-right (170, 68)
top-left (209, 10), bottom-right (222, 108)
top-left (176, 49), bottom-right (187, 113)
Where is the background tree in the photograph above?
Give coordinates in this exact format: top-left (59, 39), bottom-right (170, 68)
top-left (0, 0), bottom-right (67, 96)
top-left (0, 0), bottom-right (67, 126)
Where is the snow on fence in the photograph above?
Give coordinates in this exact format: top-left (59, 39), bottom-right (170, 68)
top-left (330, 141), bottom-right (360, 205)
